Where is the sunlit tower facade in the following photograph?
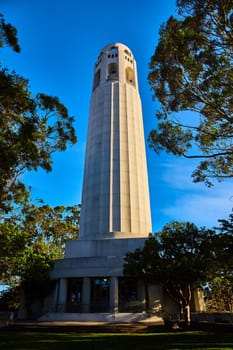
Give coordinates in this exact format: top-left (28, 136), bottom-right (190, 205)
top-left (79, 43), bottom-right (152, 239)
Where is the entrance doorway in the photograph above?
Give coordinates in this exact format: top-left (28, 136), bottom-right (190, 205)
top-left (91, 278), bottom-right (110, 312)
top-left (66, 278), bottom-right (82, 312)
top-left (119, 277), bottom-right (143, 312)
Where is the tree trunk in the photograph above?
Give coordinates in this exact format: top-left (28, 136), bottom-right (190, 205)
top-left (184, 304), bottom-right (191, 326)
top-left (26, 301), bottom-right (32, 319)
top-left (145, 282), bottom-right (149, 312)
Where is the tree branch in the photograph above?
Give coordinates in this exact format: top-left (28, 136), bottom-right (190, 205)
top-left (184, 151), bottom-right (231, 159)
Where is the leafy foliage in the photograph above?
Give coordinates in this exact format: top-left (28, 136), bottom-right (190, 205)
top-left (124, 221), bottom-right (225, 325)
top-left (0, 203), bottom-right (80, 284)
top-left (0, 68), bottom-right (77, 213)
top-left (148, 0), bottom-right (233, 186)
top-left (19, 242), bottom-right (56, 317)
top-left (0, 222), bottom-right (29, 283)
top-left (205, 210), bottom-right (233, 311)
top-left (0, 13), bottom-right (20, 52)
top-left (205, 274), bottom-right (233, 312)
top-left (0, 15), bottom-right (77, 213)
top-left (0, 285), bottom-right (20, 311)
top-left (0, 203), bottom-right (80, 312)
top-left (0, 14), bottom-right (79, 314)
top-left (21, 203), bottom-right (80, 256)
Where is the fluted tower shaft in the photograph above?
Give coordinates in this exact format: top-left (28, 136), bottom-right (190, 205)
top-left (79, 43), bottom-right (152, 239)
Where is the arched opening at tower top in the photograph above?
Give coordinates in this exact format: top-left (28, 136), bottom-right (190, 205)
top-left (108, 63), bottom-right (118, 80)
top-left (110, 46), bottom-right (118, 54)
top-left (126, 66), bottom-right (135, 86)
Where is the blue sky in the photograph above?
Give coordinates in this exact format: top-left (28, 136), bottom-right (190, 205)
top-left (1, 0), bottom-right (233, 232)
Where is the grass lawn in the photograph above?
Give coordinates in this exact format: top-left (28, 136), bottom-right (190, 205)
top-left (0, 330), bottom-right (233, 350)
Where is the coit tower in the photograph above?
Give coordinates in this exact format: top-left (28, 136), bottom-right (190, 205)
top-left (38, 43), bottom-right (203, 321)
top-left (79, 42), bottom-right (152, 239)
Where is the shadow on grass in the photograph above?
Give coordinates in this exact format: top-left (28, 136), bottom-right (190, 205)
top-left (0, 330), bottom-right (233, 350)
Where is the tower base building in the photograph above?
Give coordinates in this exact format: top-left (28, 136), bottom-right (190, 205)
top-left (43, 237), bottom-right (164, 322)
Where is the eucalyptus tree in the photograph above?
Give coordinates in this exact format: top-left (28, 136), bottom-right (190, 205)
top-left (148, 0), bottom-right (233, 186)
top-left (0, 14), bottom-right (77, 213)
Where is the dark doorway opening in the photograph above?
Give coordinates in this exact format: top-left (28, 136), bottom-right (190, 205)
top-left (91, 277), bottom-right (110, 312)
top-left (66, 278), bottom-right (83, 312)
top-left (119, 278), bottom-right (143, 312)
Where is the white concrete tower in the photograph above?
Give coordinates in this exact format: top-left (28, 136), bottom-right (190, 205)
top-left (79, 43), bottom-right (152, 239)
top-left (40, 43), bottom-right (168, 321)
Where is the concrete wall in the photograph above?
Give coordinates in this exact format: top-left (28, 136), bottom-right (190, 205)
top-left (192, 312), bottom-right (233, 325)
top-left (64, 237), bottom-right (147, 258)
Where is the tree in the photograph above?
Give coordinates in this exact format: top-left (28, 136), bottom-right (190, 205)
top-left (19, 242), bottom-right (55, 318)
top-left (0, 203), bottom-right (80, 314)
top-left (21, 203), bottom-right (80, 257)
top-left (0, 13), bottom-right (20, 52)
top-left (124, 221), bottom-right (218, 326)
top-left (0, 14), bottom-right (79, 315)
top-left (148, 0), bottom-right (233, 186)
top-left (0, 203), bottom-right (80, 285)
top-left (217, 208), bottom-right (233, 238)
top-left (205, 274), bottom-right (233, 312)
top-left (0, 221), bottom-right (30, 284)
top-left (0, 14), bottom-right (77, 213)
top-left (205, 210), bottom-right (233, 311)
top-left (216, 210), bottom-right (233, 272)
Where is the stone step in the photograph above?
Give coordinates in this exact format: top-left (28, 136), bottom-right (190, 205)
top-left (6, 321), bottom-right (165, 334)
top-left (38, 312), bottom-right (164, 324)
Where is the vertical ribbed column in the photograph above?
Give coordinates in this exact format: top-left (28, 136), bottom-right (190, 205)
top-left (99, 85), bottom-right (111, 234)
top-left (110, 277), bottom-right (119, 313)
top-left (82, 277), bottom-right (91, 312)
top-left (119, 84), bottom-right (131, 232)
top-left (127, 85), bottom-right (140, 233)
top-left (58, 278), bottom-right (67, 312)
top-left (110, 83), bottom-right (120, 232)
